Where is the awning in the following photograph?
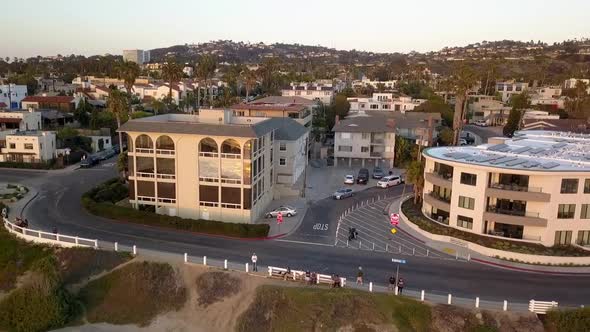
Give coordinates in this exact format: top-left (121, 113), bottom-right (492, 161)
top-left (0, 118), bottom-right (22, 123)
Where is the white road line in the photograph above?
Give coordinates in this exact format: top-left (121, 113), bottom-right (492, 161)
top-left (275, 239), bottom-right (335, 247)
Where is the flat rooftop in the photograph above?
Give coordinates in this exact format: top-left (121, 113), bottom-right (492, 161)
top-left (424, 130), bottom-right (590, 172)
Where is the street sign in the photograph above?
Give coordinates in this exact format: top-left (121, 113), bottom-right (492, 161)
top-left (390, 213), bottom-right (399, 226)
top-left (392, 258), bottom-right (407, 264)
top-left (277, 212), bottom-right (283, 224)
top-left (390, 228), bottom-right (397, 234)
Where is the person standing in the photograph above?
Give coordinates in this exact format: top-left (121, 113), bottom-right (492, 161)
top-left (397, 277), bottom-right (405, 294)
top-left (356, 266), bottom-right (364, 285)
top-left (388, 275), bottom-right (396, 291)
top-left (251, 253), bottom-right (258, 272)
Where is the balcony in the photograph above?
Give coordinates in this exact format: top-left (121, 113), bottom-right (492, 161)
top-left (423, 192), bottom-right (451, 211)
top-left (484, 206), bottom-right (547, 227)
top-left (424, 172), bottom-right (453, 188)
top-left (487, 183), bottom-right (550, 202)
top-left (370, 151), bottom-right (383, 158)
top-left (370, 138), bottom-right (385, 145)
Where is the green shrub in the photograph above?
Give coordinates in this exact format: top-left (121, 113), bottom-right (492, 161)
top-left (545, 307), bottom-right (590, 332)
top-left (0, 161), bottom-right (55, 170)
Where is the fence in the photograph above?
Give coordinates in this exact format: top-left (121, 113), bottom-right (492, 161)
top-left (3, 217), bottom-right (98, 248)
top-left (529, 300), bottom-right (558, 314)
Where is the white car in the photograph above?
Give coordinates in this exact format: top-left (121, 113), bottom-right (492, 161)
top-left (475, 120), bottom-right (488, 127)
top-left (459, 138), bottom-right (468, 146)
top-left (344, 174), bottom-right (355, 184)
top-left (377, 175), bottom-right (403, 188)
top-left (265, 206), bottom-right (297, 218)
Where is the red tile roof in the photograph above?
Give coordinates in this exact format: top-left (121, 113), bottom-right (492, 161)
top-left (22, 96), bottom-right (74, 103)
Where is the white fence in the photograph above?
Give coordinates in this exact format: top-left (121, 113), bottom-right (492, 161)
top-left (529, 300), bottom-right (558, 314)
top-left (3, 217), bottom-right (98, 248)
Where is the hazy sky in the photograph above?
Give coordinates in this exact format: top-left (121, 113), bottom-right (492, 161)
top-left (4, 0), bottom-right (590, 58)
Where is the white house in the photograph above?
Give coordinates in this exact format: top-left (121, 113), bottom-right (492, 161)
top-left (0, 109), bottom-right (42, 135)
top-left (281, 82), bottom-right (334, 104)
top-left (0, 84), bottom-right (28, 109)
top-left (529, 86), bottom-right (565, 109)
top-left (348, 93), bottom-right (426, 113)
top-left (352, 76), bottom-right (398, 90)
top-left (563, 78), bottom-right (590, 90)
top-left (0, 131), bottom-right (56, 163)
top-left (496, 81), bottom-right (529, 103)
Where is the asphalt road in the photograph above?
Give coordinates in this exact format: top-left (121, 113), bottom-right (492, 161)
top-left (2, 164), bottom-right (590, 307)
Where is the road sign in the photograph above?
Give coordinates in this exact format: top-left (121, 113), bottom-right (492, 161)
top-left (390, 228), bottom-right (397, 234)
top-left (390, 213), bottom-right (399, 226)
top-left (392, 258), bottom-right (407, 264)
top-left (277, 212), bottom-right (283, 224)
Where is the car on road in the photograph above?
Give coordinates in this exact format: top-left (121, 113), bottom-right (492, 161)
top-left (344, 174), bottom-right (355, 184)
top-left (357, 168), bottom-right (369, 184)
top-left (474, 120), bottom-right (488, 127)
top-left (377, 175), bottom-right (403, 188)
top-left (333, 188), bottom-right (354, 200)
top-left (80, 156), bottom-right (100, 168)
top-left (97, 148), bottom-right (116, 161)
top-left (460, 133), bottom-right (475, 144)
top-left (265, 206), bottom-right (297, 218)
top-left (459, 138), bottom-right (468, 146)
top-left (372, 167), bottom-right (384, 179)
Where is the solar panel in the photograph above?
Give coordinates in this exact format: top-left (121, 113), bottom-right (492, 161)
top-left (487, 144), bottom-right (509, 152)
top-left (552, 142), bottom-right (567, 148)
top-left (505, 159), bottom-right (527, 166)
top-left (522, 161), bottom-right (540, 168)
top-left (512, 146), bottom-right (532, 154)
top-left (490, 157), bottom-right (517, 165)
top-left (443, 152), bottom-right (470, 159)
top-left (541, 162), bottom-right (560, 169)
top-left (529, 148), bottom-right (545, 155)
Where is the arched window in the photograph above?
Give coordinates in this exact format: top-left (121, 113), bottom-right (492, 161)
top-left (221, 139), bottom-right (241, 155)
top-left (199, 137), bottom-right (218, 153)
top-left (135, 135), bottom-right (153, 149)
top-left (156, 135), bottom-right (175, 150)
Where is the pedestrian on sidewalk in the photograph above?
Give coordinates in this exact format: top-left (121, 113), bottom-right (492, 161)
top-left (251, 253), bottom-right (258, 272)
top-left (397, 277), bottom-right (405, 294)
top-left (388, 275), bottom-right (396, 291)
top-left (356, 266), bottom-right (364, 285)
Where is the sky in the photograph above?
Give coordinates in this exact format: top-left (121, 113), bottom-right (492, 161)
top-left (3, 0), bottom-right (590, 58)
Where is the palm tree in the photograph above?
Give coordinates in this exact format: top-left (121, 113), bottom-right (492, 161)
top-left (116, 61), bottom-right (140, 94)
top-left (196, 55), bottom-right (217, 106)
top-left (107, 89), bottom-right (129, 155)
top-left (444, 64), bottom-right (477, 145)
top-left (161, 57), bottom-right (183, 101)
top-left (241, 68), bottom-right (257, 101)
top-left (406, 160), bottom-right (425, 204)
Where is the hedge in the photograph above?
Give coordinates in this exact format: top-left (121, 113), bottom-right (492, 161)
top-left (544, 307), bottom-right (590, 332)
top-left (0, 161), bottom-right (55, 170)
top-left (82, 179), bottom-right (270, 238)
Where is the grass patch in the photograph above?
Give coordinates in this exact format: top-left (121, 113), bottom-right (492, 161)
top-left (544, 307), bottom-right (590, 332)
top-left (402, 199), bottom-right (589, 257)
top-left (82, 178), bottom-right (270, 238)
top-left (78, 261), bottom-right (187, 326)
top-left (195, 271), bottom-right (242, 307)
top-left (55, 247), bottom-right (132, 285)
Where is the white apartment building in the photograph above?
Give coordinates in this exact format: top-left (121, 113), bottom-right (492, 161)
top-left (133, 83), bottom-right (190, 105)
top-left (119, 109), bottom-right (308, 223)
top-left (468, 95), bottom-right (511, 126)
top-left (123, 49), bottom-right (151, 65)
top-left (422, 130), bottom-right (590, 246)
top-left (0, 131), bottom-right (56, 163)
top-left (0, 109), bottom-right (42, 135)
top-left (496, 81), bottom-right (529, 103)
top-left (281, 82), bottom-right (334, 104)
top-left (0, 84), bottom-right (28, 109)
top-left (348, 93), bottom-right (426, 113)
top-left (529, 86), bottom-right (565, 109)
top-left (563, 78), bottom-right (590, 90)
top-left (352, 76), bottom-right (398, 90)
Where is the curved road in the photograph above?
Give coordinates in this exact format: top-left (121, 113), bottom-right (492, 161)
top-left (1, 163), bottom-right (589, 307)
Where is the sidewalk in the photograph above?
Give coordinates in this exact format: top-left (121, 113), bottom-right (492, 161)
top-left (389, 197), bottom-right (590, 275)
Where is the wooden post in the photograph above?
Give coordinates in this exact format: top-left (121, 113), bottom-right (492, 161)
top-left (475, 297), bottom-right (480, 308)
top-left (203, 256), bottom-right (207, 266)
top-left (184, 253), bottom-right (188, 263)
top-left (448, 294), bottom-right (452, 305)
top-left (421, 290), bottom-right (425, 301)
top-left (132, 245), bottom-right (137, 255)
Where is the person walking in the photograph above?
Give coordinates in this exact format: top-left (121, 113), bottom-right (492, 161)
top-left (388, 275), bottom-right (396, 291)
top-left (397, 277), bottom-right (405, 295)
top-left (251, 253), bottom-right (258, 272)
top-left (356, 266), bottom-right (364, 285)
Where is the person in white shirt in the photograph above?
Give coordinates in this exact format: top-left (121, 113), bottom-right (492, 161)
top-left (251, 253), bottom-right (258, 272)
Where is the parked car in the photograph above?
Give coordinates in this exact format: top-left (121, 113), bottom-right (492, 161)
top-left (333, 188), bottom-right (354, 200)
top-left (344, 174), bottom-right (355, 184)
top-left (459, 138), bottom-right (468, 146)
top-left (377, 175), bottom-right (403, 188)
top-left (474, 120), bottom-right (488, 127)
top-left (80, 156), bottom-right (100, 168)
top-left (327, 156), bottom-right (334, 166)
top-left (357, 168), bottom-right (369, 184)
top-left (265, 206), bottom-right (297, 218)
top-left (460, 133), bottom-right (475, 144)
top-left (97, 148), bottom-right (116, 161)
top-left (372, 167), bottom-right (384, 179)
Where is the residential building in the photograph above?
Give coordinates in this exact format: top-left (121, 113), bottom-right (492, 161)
top-left (0, 109), bottom-right (42, 134)
top-left (73, 76), bottom-right (151, 87)
top-left (183, 66), bottom-right (194, 77)
top-left (271, 118), bottom-right (309, 186)
top-left (21, 95), bottom-right (79, 112)
top-left (352, 76), bottom-right (398, 90)
top-left (468, 95), bottom-right (511, 126)
top-left (231, 99), bottom-right (313, 127)
top-left (123, 49), bottom-right (151, 65)
top-left (521, 110), bottom-right (560, 121)
top-left (281, 82), bottom-right (334, 104)
top-left (0, 131), bottom-right (56, 163)
top-left (529, 86), bottom-right (565, 109)
top-left (421, 130), bottom-right (590, 246)
top-left (133, 83), bottom-right (191, 105)
top-left (0, 84), bottom-right (28, 109)
top-left (348, 93), bottom-right (426, 113)
top-left (563, 78), bottom-right (590, 90)
top-left (522, 119), bottom-right (590, 134)
top-left (119, 108), bottom-right (308, 223)
top-left (496, 81), bottom-right (529, 103)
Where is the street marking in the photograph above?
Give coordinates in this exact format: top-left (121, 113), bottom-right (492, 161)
top-left (275, 239), bottom-right (335, 247)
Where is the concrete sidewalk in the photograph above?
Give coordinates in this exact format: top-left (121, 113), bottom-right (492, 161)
top-left (389, 197), bottom-right (590, 275)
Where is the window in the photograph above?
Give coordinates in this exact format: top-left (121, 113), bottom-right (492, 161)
top-left (340, 132), bottom-right (351, 139)
top-left (577, 231), bottom-right (590, 245)
top-left (24, 143), bottom-right (34, 150)
top-left (584, 179), bottom-right (590, 194)
top-left (561, 179), bottom-right (579, 194)
top-left (279, 158), bottom-right (286, 166)
top-left (9, 143), bottom-right (15, 149)
top-left (554, 231), bottom-right (572, 245)
top-left (457, 215), bottom-right (473, 229)
top-left (458, 196), bottom-right (475, 210)
top-left (361, 146), bottom-right (369, 153)
top-left (370, 104), bottom-right (378, 109)
top-left (361, 133), bottom-right (370, 140)
top-left (460, 172), bottom-right (477, 186)
top-left (557, 204), bottom-right (576, 219)
top-left (279, 142), bottom-right (286, 151)
top-left (338, 145), bottom-right (352, 152)
top-left (581, 204), bottom-right (590, 219)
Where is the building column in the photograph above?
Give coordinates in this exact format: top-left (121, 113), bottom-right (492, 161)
top-left (348, 157), bottom-right (352, 167)
top-left (334, 157), bottom-right (338, 167)
top-left (361, 158), bottom-right (365, 167)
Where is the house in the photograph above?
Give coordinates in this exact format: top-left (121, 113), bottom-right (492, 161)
top-left (495, 81), bottom-right (529, 103)
top-left (0, 109), bottom-right (42, 134)
top-left (352, 76), bottom-right (398, 90)
top-left (21, 95), bottom-right (79, 112)
top-left (468, 95), bottom-right (511, 126)
top-left (0, 84), bottom-right (28, 109)
top-left (270, 118), bottom-right (310, 186)
top-left (522, 119), bottom-right (590, 133)
top-left (0, 131), bottom-right (56, 163)
top-left (563, 78), bottom-right (590, 90)
top-left (529, 86), bottom-right (565, 109)
top-left (281, 82), bottom-right (334, 104)
top-left (348, 93), bottom-right (426, 113)
top-left (231, 99), bottom-right (313, 128)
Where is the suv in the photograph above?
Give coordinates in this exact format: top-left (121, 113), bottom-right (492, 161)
top-left (372, 167), bottom-right (384, 179)
top-left (377, 175), bottom-right (402, 188)
top-left (357, 168), bottom-right (369, 184)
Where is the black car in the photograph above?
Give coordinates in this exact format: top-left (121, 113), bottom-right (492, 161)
top-left (80, 156), bottom-right (100, 168)
top-left (357, 168), bottom-right (369, 184)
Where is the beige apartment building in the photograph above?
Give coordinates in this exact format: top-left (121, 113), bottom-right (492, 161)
top-left (422, 130), bottom-right (590, 247)
top-left (231, 99), bottom-right (313, 128)
top-left (0, 131), bottom-right (56, 163)
top-left (120, 109), bottom-right (308, 224)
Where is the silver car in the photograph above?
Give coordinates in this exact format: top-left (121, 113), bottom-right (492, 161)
top-left (333, 188), bottom-right (354, 200)
top-left (265, 206), bottom-right (297, 218)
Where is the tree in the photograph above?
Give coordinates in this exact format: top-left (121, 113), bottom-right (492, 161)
top-left (438, 127), bottom-right (454, 146)
top-left (241, 68), bottom-right (257, 101)
top-left (413, 96), bottom-right (453, 126)
top-left (161, 57), bottom-right (183, 101)
top-left (565, 80), bottom-right (590, 119)
top-left (196, 55), bottom-right (217, 105)
top-left (503, 93), bottom-right (530, 137)
top-left (74, 99), bottom-right (92, 127)
top-left (107, 89), bottom-right (129, 155)
top-left (444, 64), bottom-right (477, 145)
top-left (394, 137), bottom-right (412, 167)
top-left (406, 160), bottom-right (425, 204)
top-left (257, 57), bottom-right (281, 94)
top-left (116, 61), bottom-right (140, 94)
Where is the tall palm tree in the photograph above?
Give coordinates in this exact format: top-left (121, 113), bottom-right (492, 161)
top-left (116, 61), bottom-right (140, 94)
top-left (241, 68), bottom-right (257, 101)
top-left (161, 57), bottom-right (183, 101)
top-left (406, 160), bottom-right (425, 204)
top-left (196, 55), bottom-right (217, 106)
top-left (107, 89), bottom-right (129, 155)
top-left (444, 64), bottom-right (477, 145)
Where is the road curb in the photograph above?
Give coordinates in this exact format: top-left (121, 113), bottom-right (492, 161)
top-left (471, 257), bottom-right (590, 276)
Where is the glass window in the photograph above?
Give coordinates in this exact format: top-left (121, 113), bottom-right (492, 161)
top-left (561, 179), bottom-right (579, 194)
top-left (581, 204), bottom-right (590, 219)
top-left (584, 179), bottom-right (590, 194)
top-left (279, 158), bottom-right (286, 166)
top-left (279, 142), bottom-right (287, 151)
top-left (362, 133), bottom-right (370, 140)
top-left (361, 147), bottom-right (369, 153)
top-left (458, 196), bottom-right (475, 210)
top-left (24, 143), bottom-right (34, 150)
top-left (338, 145), bottom-right (352, 152)
top-left (554, 231), bottom-right (572, 245)
top-left (577, 230), bottom-right (590, 246)
top-left (457, 215), bottom-right (473, 229)
top-left (557, 204), bottom-right (576, 219)
top-left (460, 172), bottom-right (477, 186)
top-left (341, 132), bottom-right (351, 139)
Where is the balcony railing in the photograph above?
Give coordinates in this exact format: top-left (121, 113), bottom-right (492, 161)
top-left (199, 152), bottom-right (219, 158)
top-left (135, 148), bottom-right (154, 154)
top-left (428, 192), bottom-right (451, 203)
top-left (435, 172), bottom-right (453, 180)
top-left (156, 149), bottom-right (175, 155)
top-left (489, 183), bottom-right (543, 193)
top-left (157, 197), bottom-right (176, 204)
top-left (136, 195), bottom-right (156, 202)
top-left (370, 152), bottom-right (383, 158)
top-left (370, 139), bottom-right (385, 144)
top-left (221, 178), bottom-right (241, 184)
top-left (136, 171), bottom-right (155, 178)
top-left (486, 206), bottom-right (540, 218)
top-left (156, 173), bottom-right (176, 180)
top-left (199, 177), bottom-right (219, 183)
top-left (220, 153), bottom-right (241, 159)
